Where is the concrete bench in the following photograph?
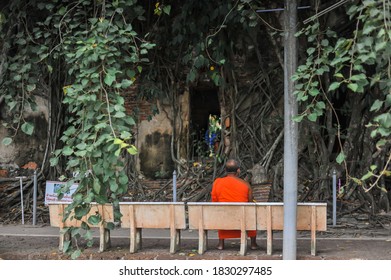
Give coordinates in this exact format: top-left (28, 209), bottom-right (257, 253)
top-left (256, 202), bottom-right (327, 256)
top-left (188, 202), bottom-right (327, 256)
top-left (119, 202), bottom-right (186, 254)
top-left (47, 202), bottom-right (114, 252)
top-left (187, 202), bottom-right (257, 256)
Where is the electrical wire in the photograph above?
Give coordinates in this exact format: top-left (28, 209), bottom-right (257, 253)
top-left (303, 0), bottom-right (351, 24)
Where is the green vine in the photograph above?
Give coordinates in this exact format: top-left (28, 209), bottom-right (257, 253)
top-left (293, 0), bottom-right (391, 191)
top-left (0, 0), bottom-right (157, 259)
top-left (50, 1), bottom-right (155, 258)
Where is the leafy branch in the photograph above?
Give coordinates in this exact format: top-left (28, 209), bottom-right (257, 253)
top-left (293, 1), bottom-right (391, 191)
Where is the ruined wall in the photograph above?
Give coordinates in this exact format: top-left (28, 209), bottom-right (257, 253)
top-left (0, 96), bottom-right (48, 170)
top-left (124, 87), bottom-right (190, 179)
top-left (0, 83), bottom-right (189, 180)
top-left (136, 102), bottom-right (174, 179)
top-left (178, 90), bottom-right (190, 162)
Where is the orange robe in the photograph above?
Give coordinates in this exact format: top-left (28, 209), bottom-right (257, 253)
top-left (211, 176), bottom-right (256, 239)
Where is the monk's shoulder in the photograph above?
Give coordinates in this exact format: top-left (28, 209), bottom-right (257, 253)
top-left (234, 177), bottom-right (251, 188)
top-left (214, 177), bottom-right (224, 184)
top-left (212, 177), bottom-right (225, 188)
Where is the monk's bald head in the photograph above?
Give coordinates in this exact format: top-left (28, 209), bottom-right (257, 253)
top-left (225, 159), bottom-right (240, 174)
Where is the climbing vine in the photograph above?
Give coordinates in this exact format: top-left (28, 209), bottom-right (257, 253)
top-left (1, 0), bottom-right (157, 259)
top-left (293, 0), bottom-right (390, 193)
top-left (53, 1), bottom-right (155, 258)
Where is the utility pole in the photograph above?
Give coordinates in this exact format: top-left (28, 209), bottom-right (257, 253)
top-left (282, 0), bottom-right (298, 260)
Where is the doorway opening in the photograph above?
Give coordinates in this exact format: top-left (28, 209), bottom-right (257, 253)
top-left (189, 87), bottom-right (220, 160)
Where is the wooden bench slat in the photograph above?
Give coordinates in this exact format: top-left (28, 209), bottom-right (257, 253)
top-left (48, 203), bottom-right (113, 253)
top-left (256, 203), bottom-right (327, 231)
top-left (119, 202), bottom-right (186, 254)
top-left (188, 203), bottom-right (257, 230)
top-left (188, 203), bottom-right (257, 256)
top-left (120, 203), bottom-right (186, 229)
top-left (255, 203), bottom-right (327, 255)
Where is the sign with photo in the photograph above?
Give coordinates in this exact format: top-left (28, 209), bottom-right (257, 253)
top-left (45, 181), bottom-right (78, 205)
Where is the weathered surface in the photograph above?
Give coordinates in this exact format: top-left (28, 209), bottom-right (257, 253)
top-left (0, 96), bottom-right (48, 169)
top-left (249, 163), bottom-right (272, 202)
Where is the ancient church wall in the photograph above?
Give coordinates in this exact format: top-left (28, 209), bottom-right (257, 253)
top-left (0, 96), bottom-right (48, 171)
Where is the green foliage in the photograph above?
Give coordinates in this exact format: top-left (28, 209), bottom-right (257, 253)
top-left (0, 0), bottom-right (155, 258)
top-left (157, 1), bottom-right (259, 87)
top-left (154, 2), bottom-right (171, 16)
top-left (294, 1), bottom-right (391, 189)
top-left (50, 1), bottom-right (151, 257)
top-left (1, 137), bottom-right (12, 146)
top-left (0, 1), bottom-right (43, 140)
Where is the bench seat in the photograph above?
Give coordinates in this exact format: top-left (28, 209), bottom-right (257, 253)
top-left (256, 202), bottom-right (327, 255)
top-left (48, 202), bottom-right (114, 252)
top-left (119, 202), bottom-right (186, 254)
top-left (188, 202), bottom-right (257, 255)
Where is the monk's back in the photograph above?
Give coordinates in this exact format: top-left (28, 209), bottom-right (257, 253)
top-left (211, 176), bottom-right (250, 202)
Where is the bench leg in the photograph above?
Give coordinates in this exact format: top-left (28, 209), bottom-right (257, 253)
top-left (130, 227), bottom-right (141, 253)
top-left (198, 229), bottom-right (207, 255)
top-left (239, 205), bottom-right (248, 256)
top-left (169, 204), bottom-right (180, 254)
top-left (311, 234), bottom-right (316, 256)
top-left (311, 205), bottom-right (317, 256)
top-left (239, 230), bottom-right (248, 256)
top-left (267, 231), bottom-right (273, 255)
top-left (266, 205), bottom-right (273, 255)
top-left (99, 227), bottom-right (111, 252)
top-left (170, 229), bottom-right (181, 254)
top-left (137, 228), bottom-right (142, 250)
top-left (59, 230), bottom-right (71, 252)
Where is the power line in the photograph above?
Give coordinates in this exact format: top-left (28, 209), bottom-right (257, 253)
top-left (256, 6), bottom-right (311, 13)
top-left (255, 1), bottom-right (351, 25)
top-left (303, 0), bottom-right (350, 24)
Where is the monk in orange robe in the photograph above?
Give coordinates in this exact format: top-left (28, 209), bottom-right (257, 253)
top-left (211, 159), bottom-right (259, 250)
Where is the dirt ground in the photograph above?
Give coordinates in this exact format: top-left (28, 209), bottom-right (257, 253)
top-left (1, 210), bottom-right (391, 260)
top-left (1, 226), bottom-right (391, 260)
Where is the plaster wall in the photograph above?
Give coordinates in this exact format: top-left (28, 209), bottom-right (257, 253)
top-left (0, 96), bottom-right (48, 169)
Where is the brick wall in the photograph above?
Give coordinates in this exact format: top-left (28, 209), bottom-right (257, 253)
top-left (123, 84), bottom-right (153, 122)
